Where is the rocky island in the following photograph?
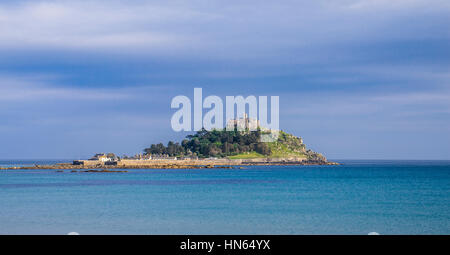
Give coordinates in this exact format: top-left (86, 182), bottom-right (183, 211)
top-left (0, 132), bottom-right (336, 171)
top-left (1, 117), bottom-right (337, 170)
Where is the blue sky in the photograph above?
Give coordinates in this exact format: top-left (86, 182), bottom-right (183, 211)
top-left (0, 0), bottom-right (449, 159)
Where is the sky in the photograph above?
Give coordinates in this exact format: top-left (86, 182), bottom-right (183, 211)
top-left (0, 0), bottom-right (449, 160)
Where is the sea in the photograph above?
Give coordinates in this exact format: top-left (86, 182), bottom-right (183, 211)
top-left (0, 160), bottom-right (449, 234)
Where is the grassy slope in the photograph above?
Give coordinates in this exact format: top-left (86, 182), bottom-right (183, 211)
top-left (228, 142), bottom-right (307, 159)
top-left (267, 142), bottom-right (307, 158)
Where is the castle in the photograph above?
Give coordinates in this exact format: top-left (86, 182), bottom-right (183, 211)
top-left (226, 113), bottom-right (261, 131)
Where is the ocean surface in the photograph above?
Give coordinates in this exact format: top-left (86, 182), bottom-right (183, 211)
top-left (0, 160), bottom-right (449, 235)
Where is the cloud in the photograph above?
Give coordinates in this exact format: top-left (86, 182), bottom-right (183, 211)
top-left (0, 74), bottom-right (130, 101)
top-left (345, 0), bottom-right (449, 10)
top-left (280, 88), bottom-right (450, 119)
top-left (0, 1), bottom-right (204, 52)
top-left (0, 0), bottom-right (448, 59)
top-left (0, 0), bottom-right (449, 159)
top-left (372, 92), bottom-right (450, 106)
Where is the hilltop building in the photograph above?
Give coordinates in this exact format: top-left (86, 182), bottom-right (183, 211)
top-left (226, 113), bottom-right (261, 131)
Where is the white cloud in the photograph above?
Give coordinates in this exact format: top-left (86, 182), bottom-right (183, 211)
top-left (0, 0), bottom-right (448, 58)
top-left (372, 92), bottom-right (450, 105)
top-left (280, 88), bottom-right (450, 118)
top-left (0, 74), bottom-right (130, 101)
top-left (0, 1), bottom-right (205, 51)
top-left (345, 0), bottom-right (448, 10)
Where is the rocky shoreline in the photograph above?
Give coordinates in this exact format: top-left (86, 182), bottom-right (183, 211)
top-left (0, 160), bottom-right (338, 171)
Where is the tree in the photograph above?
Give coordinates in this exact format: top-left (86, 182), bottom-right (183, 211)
top-left (144, 129), bottom-right (272, 158)
top-left (255, 143), bottom-right (271, 155)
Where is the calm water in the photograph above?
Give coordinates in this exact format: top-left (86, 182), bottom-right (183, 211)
top-left (0, 160), bottom-right (449, 234)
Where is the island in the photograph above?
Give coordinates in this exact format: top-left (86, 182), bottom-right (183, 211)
top-left (1, 116), bottom-right (337, 170)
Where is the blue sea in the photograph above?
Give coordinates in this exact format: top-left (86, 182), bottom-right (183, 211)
top-left (0, 160), bottom-right (449, 235)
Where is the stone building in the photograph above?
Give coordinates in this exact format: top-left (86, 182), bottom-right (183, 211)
top-left (226, 113), bottom-right (260, 131)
